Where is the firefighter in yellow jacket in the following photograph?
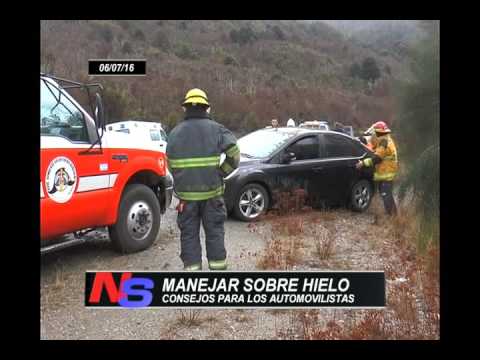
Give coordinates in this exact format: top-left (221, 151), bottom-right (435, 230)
top-left (356, 121), bottom-right (398, 215)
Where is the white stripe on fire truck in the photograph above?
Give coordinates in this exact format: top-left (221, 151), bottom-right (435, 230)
top-left (108, 174), bottom-right (118, 188)
top-left (76, 174), bottom-right (119, 193)
top-left (40, 174), bottom-right (118, 198)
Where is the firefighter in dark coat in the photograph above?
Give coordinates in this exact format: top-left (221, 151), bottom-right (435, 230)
top-left (167, 89), bottom-right (240, 270)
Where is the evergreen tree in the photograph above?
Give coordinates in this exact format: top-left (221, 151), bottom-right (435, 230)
top-left (360, 57), bottom-right (381, 82)
top-left (396, 20), bottom-right (440, 251)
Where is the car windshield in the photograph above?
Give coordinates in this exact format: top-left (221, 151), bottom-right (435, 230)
top-left (238, 129), bottom-right (295, 158)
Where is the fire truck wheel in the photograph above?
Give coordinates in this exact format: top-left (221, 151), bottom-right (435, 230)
top-left (109, 184), bottom-right (161, 253)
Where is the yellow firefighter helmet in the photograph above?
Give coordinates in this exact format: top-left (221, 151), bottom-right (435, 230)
top-left (182, 88), bottom-right (210, 107)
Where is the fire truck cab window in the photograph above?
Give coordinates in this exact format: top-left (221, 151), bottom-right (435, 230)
top-left (40, 80), bottom-right (89, 143)
top-left (160, 128), bottom-right (167, 142)
top-left (150, 129), bottom-right (161, 141)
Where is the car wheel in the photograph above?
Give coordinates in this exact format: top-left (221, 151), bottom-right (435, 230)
top-left (233, 183), bottom-right (269, 222)
top-left (109, 184), bottom-right (161, 253)
top-left (350, 180), bottom-right (372, 212)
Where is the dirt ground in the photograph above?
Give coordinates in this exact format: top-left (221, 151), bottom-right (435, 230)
top-left (40, 196), bottom-right (438, 340)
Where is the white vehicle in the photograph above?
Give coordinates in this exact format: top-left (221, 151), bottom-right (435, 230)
top-left (106, 121), bottom-right (168, 153)
top-left (299, 120), bottom-right (330, 131)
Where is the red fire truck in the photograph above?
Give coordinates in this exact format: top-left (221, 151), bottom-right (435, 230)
top-left (40, 74), bottom-right (173, 254)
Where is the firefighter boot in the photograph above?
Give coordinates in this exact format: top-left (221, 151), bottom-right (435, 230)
top-left (379, 181), bottom-right (398, 216)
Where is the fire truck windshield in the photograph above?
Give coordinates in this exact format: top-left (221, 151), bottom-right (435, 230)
top-left (41, 79), bottom-right (89, 143)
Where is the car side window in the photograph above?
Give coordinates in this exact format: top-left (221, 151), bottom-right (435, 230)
top-left (40, 80), bottom-right (89, 143)
top-left (351, 140), bottom-right (368, 157)
top-left (323, 134), bottom-right (363, 158)
top-left (287, 136), bottom-right (320, 161)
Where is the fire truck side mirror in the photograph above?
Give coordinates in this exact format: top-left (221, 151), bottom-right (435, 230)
top-left (94, 93), bottom-right (105, 130)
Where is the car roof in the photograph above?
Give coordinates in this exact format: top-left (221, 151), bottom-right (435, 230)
top-left (258, 127), bottom-right (354, 139)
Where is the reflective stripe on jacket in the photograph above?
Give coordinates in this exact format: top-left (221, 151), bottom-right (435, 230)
top-left (166, 108), bottom-right (240, 201)
top-left (362, 134), bottom-right (398, 182)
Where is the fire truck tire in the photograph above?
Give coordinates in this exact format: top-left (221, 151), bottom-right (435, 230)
top-left (109, 184), bottom-right (161, 253)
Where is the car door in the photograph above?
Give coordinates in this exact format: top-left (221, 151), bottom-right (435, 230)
top-left (265, 135), bottom-right (321, 205)
top-left (40, 78), bottom-right (111, 240)
top-left (315, 133), bottom-right (366, 205)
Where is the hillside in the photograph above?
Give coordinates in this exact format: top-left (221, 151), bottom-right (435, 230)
top-left (40, 20), bottom-right (417, 134)
top-left (321, 20), bottom-right (423, 65)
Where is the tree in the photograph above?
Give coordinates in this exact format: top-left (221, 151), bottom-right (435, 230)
top-left (272, 25), bottom-right (285, 40)
top-left (384, 64), bottom-right (392, 76)
top-left (121, 41), bottom-right (133, 54)
top-left (230, 26), bottom-right (257, 45)
top-left (102, 83), bottom-right (132, 123)
top-left (117, 20), bottom-right (131, 31)
top-left (41, 52), bottom-right (56, 73)
top-left (360, 57), bottom-right (381, 82)
top-left (349, 62), bottom-right (362, 78)
top-left (224, 54), bottom-right (239, 66)
top-left (132, 28), bottom-right (146, 41)
top-left (175, 43), bottom-right (197, 60)
top-left (153, 31), bottom-right (171, 51)
top-left (396, 20), bottom-right (439, 251)
top-left (94, 23), bottom-right (113, 43)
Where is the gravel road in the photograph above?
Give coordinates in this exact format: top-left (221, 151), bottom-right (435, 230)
top-left (40, 198), bottom-right (392, 340)
top-left (41, 198), bottom-right (280, 340)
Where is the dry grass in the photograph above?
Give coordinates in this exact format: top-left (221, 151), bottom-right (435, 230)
top-left (267, 309), bottom-right (289, 315)
top-left (257, 190), bottom-right (439, 339)
top-left (311, 209), bottom-right (338, 222)
top-left (53, 266), bottom-right (66, 291)
top-left (203, 314), bottom-right (219, 323)
top-left (257, 227), bottom-right (304, 270)
top-left (161, 310), bottom-right (216, 339)
top-left (273, 202), bottom-right (439, 340)
top-left (258, 189), bottom-right (333, 269)
top-left (269, 188), bottom-right (309, 216)
top-left (175, 309), bottom-right (203, 327)
top-left (258, 210), bottom-right (336, 269)
top-left (211, 330), bottom-right (223, 339)
top-left (306, 225), bottom-right (335, 260)
top-left (390, 208), bottom-right (419, 249)
top-left (42, 260), bottom-right (68, 309)
top-left (234, 313), bottom-right (251, 323)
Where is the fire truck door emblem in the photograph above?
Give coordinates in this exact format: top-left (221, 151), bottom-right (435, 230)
top-left (45, 156), bottom-right (77, 203)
